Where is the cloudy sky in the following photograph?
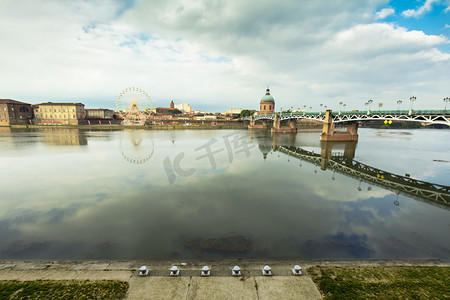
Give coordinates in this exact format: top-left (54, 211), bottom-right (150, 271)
top-left (1, 0), bottom-right (449, 112)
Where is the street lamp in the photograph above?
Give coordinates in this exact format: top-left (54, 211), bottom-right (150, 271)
top-left (339, 101), bottom-right (343, 114)
top-left (320, 103), bottom-right (323, 115)
top-left (367, 99), bottom-right (373, 114)
top-left (444, 97), bottom-right (450, 111)
top-left (409, 96), bottom-right (416, 115)
top-left (343, 104), bottom-right (346, 111)
top-left (397, 100), bottom-right (402, 112)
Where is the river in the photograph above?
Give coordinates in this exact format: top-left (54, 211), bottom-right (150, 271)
top-left (0, 127), bottom-right (449, 261)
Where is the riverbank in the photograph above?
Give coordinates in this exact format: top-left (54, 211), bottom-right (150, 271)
top-left (8, 124), bottom-right (250, 130)
top-left (1, 259), bottom-right (448, 299)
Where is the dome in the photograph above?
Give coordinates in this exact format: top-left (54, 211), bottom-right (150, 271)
top-left (260, 88), bottom-right (275, 103)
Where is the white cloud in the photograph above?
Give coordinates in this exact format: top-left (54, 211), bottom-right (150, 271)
top-left (0, 0), bottom-right (449, 112)
top-left (376, 8), bottom-right (395, 19)
top-left (402, 0), bottom-right (440, 17)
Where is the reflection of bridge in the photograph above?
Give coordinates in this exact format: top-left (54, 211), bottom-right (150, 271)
top-left (246, 110), bottom-right (450, 141)
top-left (276, 143), bottom-right (450, 209)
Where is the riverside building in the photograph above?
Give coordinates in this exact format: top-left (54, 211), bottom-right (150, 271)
top-left (33, 102), bottom-right (86, 125)
top-left (0, 99), bottom-right (33, 126)
top-left (259, 87), bottom-right (275, 115)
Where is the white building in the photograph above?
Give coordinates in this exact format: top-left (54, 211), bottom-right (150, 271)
top-left (174, 103), bottom-right (192, 113)
top-left (227, 108), bottom-right (242, 114)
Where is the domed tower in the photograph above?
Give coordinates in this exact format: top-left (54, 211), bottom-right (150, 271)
top-left (170, 100), bottom-right (174, 109)
top-left (259, 87), bottom-right (275, 115)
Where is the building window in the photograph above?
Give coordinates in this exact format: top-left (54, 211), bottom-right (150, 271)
top-left (264, 105), bottom-right (266, 110)
top-left (73, 115), bottom-right (75, 118)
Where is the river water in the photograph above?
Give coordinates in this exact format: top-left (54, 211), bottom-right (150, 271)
top-left (0, 127), bottom-right (449, 261)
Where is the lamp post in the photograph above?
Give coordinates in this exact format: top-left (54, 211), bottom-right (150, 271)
top-left (444, 97), bottom-right (450, 111)
top-left (367, 99), bottom-right (373, 114)
top-left (320, 103), bottom-right (323, 115)
top-left (409, 96), bottom-right (416, 115)
top-left (339, 101), bottom-right (343, 114)
top-left (397, 100), bottom-right (402, 112)
top-left (343, 104), bottom-right (346, 111)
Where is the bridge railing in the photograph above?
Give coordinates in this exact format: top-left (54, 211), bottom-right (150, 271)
top-left (243, 109), bottom-right (450, 120)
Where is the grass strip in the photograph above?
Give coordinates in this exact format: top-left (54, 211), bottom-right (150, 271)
top-left (0, 280), bottom-right (128, 299)
top-left (308, 265), bottom-right (450, 299)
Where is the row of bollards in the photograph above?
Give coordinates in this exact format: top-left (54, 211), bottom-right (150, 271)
top-left (138, 265), bottom-right (303, 277)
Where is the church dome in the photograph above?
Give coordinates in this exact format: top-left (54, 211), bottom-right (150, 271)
top-left (260, 88), bottom-right (275, 103)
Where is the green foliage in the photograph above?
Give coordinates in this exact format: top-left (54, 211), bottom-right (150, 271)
top-left (0, 280), bottom-right (128, 299)
top-left (308, 266), bottom-right (450, 299)
top-left (240, 109), bottom-right (256, 117)
top-left (380, 124), bottom-right (390, 129)
top-left (401, 121), bottom-right (422, 129)
top-left (168, 109), bottom-right (182, 114)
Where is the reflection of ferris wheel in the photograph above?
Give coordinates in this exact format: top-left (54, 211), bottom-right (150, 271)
top-left (119, 130), bottom-right (155, 165)
top-left (116, 87), bottom-right (152, 125)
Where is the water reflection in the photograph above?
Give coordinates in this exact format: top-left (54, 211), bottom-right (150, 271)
top-left (41, 128), bottom-right (87, 146)
top-left (119, 130), bottom-right (154, 164)
top-left (0, 128), bottom-right (449, 261)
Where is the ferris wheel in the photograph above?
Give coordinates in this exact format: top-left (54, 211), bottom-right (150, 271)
top-left (116, 87), bottom-right (152, 125)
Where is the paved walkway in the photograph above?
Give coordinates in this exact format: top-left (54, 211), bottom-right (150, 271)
top-left (0, 259), bottom-right (447, 299)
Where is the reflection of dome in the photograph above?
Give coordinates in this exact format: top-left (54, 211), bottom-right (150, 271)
top-left (259, 144), bottom-right (272, 160)
top-left (260, 88), bottom-right (275, 103)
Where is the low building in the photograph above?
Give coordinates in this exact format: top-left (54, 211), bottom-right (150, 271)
top-left (85, 109), bottom-right (114, 119)
top-left (0, 99), bottom-right (33, 126)
top-left (33, 102), bottom-right (85, 125)
top-left (154, 107), bottom-right (172, 114)
top-left (194, 115), bottom-right (217, 121)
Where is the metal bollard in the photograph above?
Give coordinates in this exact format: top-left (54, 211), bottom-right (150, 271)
top-left (138, 266), bottom-right (149, 276)
top-left (201, 265), bottom-right (210, 277)
top-left (292, 265), bottom-right (302, 276)
top-left (170, 266), bottom-right (180, 277)
top-left (262, 265), bottom-right (272, 276)
top-left (232, 265), bottom-right (241, 277)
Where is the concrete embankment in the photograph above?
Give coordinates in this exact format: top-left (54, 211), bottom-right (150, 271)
top-left (10, 124), bottom-right (249, 130)
top-left (1, 259), bottom-right (447, 299)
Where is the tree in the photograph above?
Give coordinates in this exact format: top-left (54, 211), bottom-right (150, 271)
top-left (168, 109), bottom-right (182, 115)
top-left (240, 109), bottom-right (256, 117)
